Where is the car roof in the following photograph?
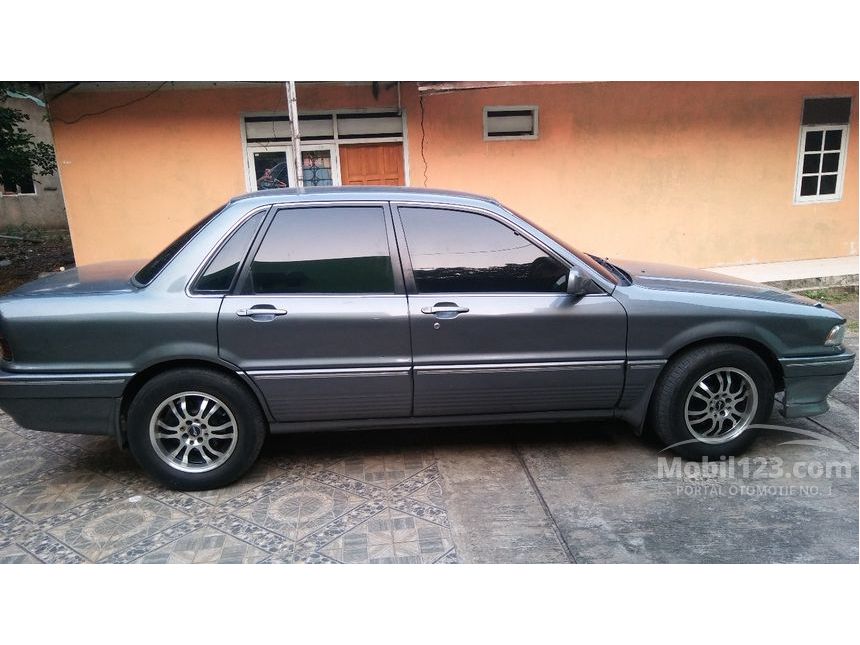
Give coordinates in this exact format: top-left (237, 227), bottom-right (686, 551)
top-left (228, 186), bottom-right (503, 209)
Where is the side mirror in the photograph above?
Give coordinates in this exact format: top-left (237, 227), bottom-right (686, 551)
top-left (566, 267), bottom-right (592, 296)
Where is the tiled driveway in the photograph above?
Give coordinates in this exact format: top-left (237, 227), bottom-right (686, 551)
top-left (0, 332), bottom-right (857, 564)
top-left (0, 425), bottom-right (457, 564)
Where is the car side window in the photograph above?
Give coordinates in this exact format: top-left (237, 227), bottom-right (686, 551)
top-left (195, 211), bottom-right (265, 292)
top-left (250, 206), bottom-right (395, 294)
top-left (399, 207), bottom-right (569, 293)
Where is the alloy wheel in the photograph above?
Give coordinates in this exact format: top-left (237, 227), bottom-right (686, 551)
top-left (148, 391), bottom-right (238, 473)
top-left (683, 367), bottom-right (759, 444)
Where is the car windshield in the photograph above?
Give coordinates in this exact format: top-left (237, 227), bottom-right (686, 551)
top-left (501, 206), bottom-right (619, 285)
top-left (132, 205), bottom-right (226, 286)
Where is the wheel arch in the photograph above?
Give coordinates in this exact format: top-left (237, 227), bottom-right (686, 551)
top-left (622, 335), bottom-right (784, 435)
top-left (118, 358), bottom-right (273, 446)
top-left (665, 336), bottom-right (784, 392)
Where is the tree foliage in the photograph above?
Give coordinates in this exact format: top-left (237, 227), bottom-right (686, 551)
top-left (0, 83), bottom-right (57, 191)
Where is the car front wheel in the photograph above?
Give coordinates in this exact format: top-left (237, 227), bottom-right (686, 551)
top-left (649, 344), bottom-right (775, 459)
top-left (127, 369), bottom-right (267, 490)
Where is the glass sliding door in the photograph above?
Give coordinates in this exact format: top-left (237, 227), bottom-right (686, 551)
top-left (249, 146), bottom-right (294, 191)
top-left (247, 144), bottom-right (340, 190)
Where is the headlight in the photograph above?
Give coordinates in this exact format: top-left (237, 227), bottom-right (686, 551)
top-left (825, 324), bottom-right (846, 346)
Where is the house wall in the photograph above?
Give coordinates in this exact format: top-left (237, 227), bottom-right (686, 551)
top-left (400, 81), bottom-right (858, 267)
top-left (0, 95), bottom-right (68, 230)
top-left (49, 82), bottom-right (857, 268)
top-left (49, 83), bottom-right (399, 264)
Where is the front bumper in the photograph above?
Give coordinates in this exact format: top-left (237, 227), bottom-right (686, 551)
top-left (778, 351), bottom-right (855, 418)
top-left (0, 370), bottom-right (131, 436)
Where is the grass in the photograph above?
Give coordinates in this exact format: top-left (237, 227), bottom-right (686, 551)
top-left (799, 287), bottom-right (858, 305)
top-left (848, 320), bottom-right (859, 333)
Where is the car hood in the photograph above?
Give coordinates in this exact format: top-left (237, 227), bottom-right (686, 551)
top-left (610, 258), bottom-right (821, 307)
top-left (6, 260), bottom-right (143, 297)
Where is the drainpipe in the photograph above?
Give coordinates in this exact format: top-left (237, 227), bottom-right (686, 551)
top-left (286, 81), bottom-right (303, 188)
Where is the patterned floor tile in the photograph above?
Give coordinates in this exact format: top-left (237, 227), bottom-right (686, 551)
top-left (48, 496), bottom-right (188, 562)
top-left (105, 518), bottom-right (205, 563)
top-left (1, 470), bottom-right (122, 522)
top-left (188, 462), bottom-right (291, 506)
top-left (292, 499), bottom-right (387, 559)
top-left (54, 433), bottom-right (115, 451)
top-left (68, 447), bottom-right (144, 487)
top-left (133, 525), bottom-right (270, 564)
top-left (309, 470), bottom-right (387, 500)
top-left (272, 453), bottom-right (343, 477)
top-left (0, 429), bottom-right (30, 452)
top-left (16, 530), bottom-right (86, 563)
top-left (389, 496), bottom-right (449, 528)
top-left (36, 488), bottom-right (137, 530)
top-left (435, 547), bottom-right (460, 564)
top-left (389, 464), bottom-right (440, 498)
top-left (328, 450), bottom-right (436, 490)
top-left (0, 447), bottom-right (67, 485)
top-left (320, 507), bottom-right (454, 564)
top-left (0, 506), bottom-right (35, 540)
top-left (146, 489), bottom-right (214, 517)
top-left (405, 478), bottom-right (445, 508)
top-left (208, 514), bottom-right (293, 554)
top-left (0, 543), bottom-right (40, 564)
top-left (0, 410), bottom-right (462, 565)
top-left (234, 478), bottom-right (366, 541)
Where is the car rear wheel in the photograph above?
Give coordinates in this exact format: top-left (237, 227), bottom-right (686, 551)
top-left (127, 369), bottom-right (266, 490)
top-left (648, 344), bottom-right (775, 459)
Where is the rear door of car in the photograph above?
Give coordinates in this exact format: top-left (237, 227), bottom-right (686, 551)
top-left (393, 202), bottom-right (627, 416)
top-left (217, 201), bottom-right (412, 422)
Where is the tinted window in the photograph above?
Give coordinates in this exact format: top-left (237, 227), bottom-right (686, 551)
top-left (134, 206), bottom-right (224, 286)
top-left (400, 207), bottom-right (568, 293)
top-left (250, 206), bottom-right (394, 294)
top-left (195, 211), bottom-right (264, 292)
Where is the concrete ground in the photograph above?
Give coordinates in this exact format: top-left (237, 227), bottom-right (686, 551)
top-left (1, 326), bottom-right (857, 564)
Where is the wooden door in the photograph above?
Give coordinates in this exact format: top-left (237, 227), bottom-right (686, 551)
top-left (339, 143), bottom-right (405, 185)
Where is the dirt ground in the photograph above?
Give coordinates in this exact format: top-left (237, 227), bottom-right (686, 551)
top-left (0, 230), bottom-right (75, 294)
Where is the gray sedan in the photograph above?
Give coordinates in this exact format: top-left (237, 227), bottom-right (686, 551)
top-left (0, 188), bottom-right (854, 490)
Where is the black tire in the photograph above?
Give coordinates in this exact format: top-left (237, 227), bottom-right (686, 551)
top-left (127, 368), bottom-right (267, 490)
top-left (648, 343), bottom-right (774, 459)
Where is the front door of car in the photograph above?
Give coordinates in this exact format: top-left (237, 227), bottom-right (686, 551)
top-left (393, 204), bottom-right (627, 417)
top-left (218, 203), bottom-right (412, 422)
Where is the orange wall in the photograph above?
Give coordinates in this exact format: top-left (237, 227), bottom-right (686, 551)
top-left (50, 82), bottom-right (857, 268)
top-left (402, 81), bottom-right (858, 267)
top-left (50, 83), bottom-right (399, 264)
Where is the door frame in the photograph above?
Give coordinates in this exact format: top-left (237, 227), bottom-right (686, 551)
top-left (240, 108), bottom-right (410, 191)
top-left (246, 144), bottom-right (295, 190)
top-left (217, 200), bottom-right (412, 422)
top-left (390, 201), bottom-right (577, 296)
top-left (388, 200), bottom-right (626, 417)
top-left (230, 200), bottom-right (407, 297)
top-left (245, 143), bottom-right (342, 190)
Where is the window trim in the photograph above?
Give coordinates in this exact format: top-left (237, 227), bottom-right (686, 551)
top-left (483, 105), bottom-right (539, 141)
top-left (793, 123), bottom-right (850, 204)
top-left (240, 108), bottom-right (409, 191)
top-left (187, 206), bottom-right (270, 296)
top-left (392, 202), bottom-right (584, 296)
top-left (233, 201), bottom-right (405, 297)
top-left (0, 178), bottom-right (37, 197)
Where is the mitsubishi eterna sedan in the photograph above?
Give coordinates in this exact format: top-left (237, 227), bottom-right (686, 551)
top-left (0, 188), bottom-right (854, 490)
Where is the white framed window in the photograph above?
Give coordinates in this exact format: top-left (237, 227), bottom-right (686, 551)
top-left (0, 174), bottom-right (36, 196)
top-left (483, 106), bottom-right (539, 141)
top-left (794, 97), bottom-right (851, 204)
top-left (241, 110), bottom-right (405, 191)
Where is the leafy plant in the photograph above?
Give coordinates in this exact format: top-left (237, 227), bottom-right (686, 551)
top-left (0, 83), bottom-right (56, 191)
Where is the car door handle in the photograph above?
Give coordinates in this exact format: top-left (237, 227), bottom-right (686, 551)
top-left (236, 306), bottom-right (288, 318)
top-left (421, 304), bottom-right (470, 316)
